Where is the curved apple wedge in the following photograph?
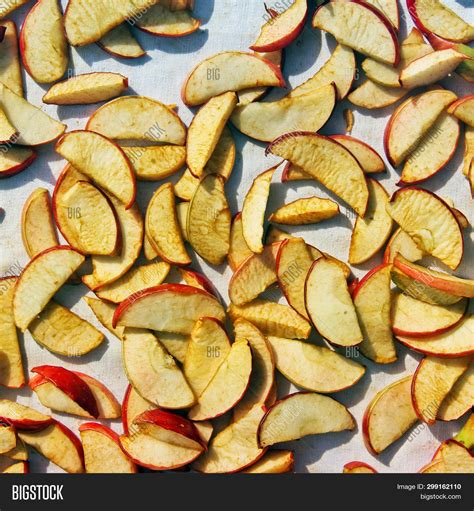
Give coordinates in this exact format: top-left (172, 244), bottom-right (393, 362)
top-left (384, 228), bottom-right (424, 264)
top-left (124, 145), bottom-right (186, 181)
top-left (305, 258), bottom-right (362, 347)
top-left (0, 426), bottom-right (17, 454)
top-left (267, 132), bottom-right (368, 216)
top-left (312, 0), bottom-right (399, 65)
top-left (13, 246), bottom-right (85, 331)
top-left (331, 135), bottom-right (385, 174)
top-left (232, 84), bottom-right (336, 142)
top-left (3, 462), bottom-right (28, 474)
top-left (348, 79), bottom-right (407, 110)
top-left (122, 385), bottom-right (156, 435)
top-left (363, 376), bottom-right (418, 455)
top-left (343, 461), bottom-right (377, 474)
top-left (243, 450), bottom-right (294, 474)
top-left (182, 51), bottom-right (285, 106)
top-left (438, 364), bottom-right (474, 422)
top-left (353, 264), bottom-right (397, 364)
top-left (365, 0), bottom-right (399, 30)
top-left (270, 197), bottom-right (339, 225)
top-left (0, 108), bottom-right (17, 143)
top-left (18, 421), bottom-right (84, 473)
top-left (268, 337), bottom-right (365, 393)
top-left (0, 145), bottom-right (36, 179)
top-left (448, 94), bottom-right (474, 128)
top-left (0, 400), bottom-right (52, 430)
top-left (439, 440), bottom-right (474, 473)
top-left (228, 213), bottom-right (253, 270)
top-left (79, 423), bottom-right (137, 473)
top-left (0, 20), bottom-right (23, 97)
top-left (188, 339), bottom-right (252, 421)
top-left (135, 2), bottom-right (200, 37)
top-left (258, 392), bottom-right (355, 447)
top-left (97, 24), bottom-right (146, 59)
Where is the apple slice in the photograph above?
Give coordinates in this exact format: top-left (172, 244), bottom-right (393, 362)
top-left (455, 415), bottom-right (474, 449)
top-left (364, 0), bottom-right (399, 29)
top-left (123, 145), bottom-right (186, 181)
top-left (178, 268), bottom-right (220, 300)
top-left (438, 364), bottom-right (474, 422)
top-left (0, 107), bottom-right (17, 143)
top-left (427, 32), bottom-right (474, 82)
top-left (84, 297), bottom-right (124, 341)
top-left (305, 258), bottom-right (362, 347)
top-left (184, 318), bottom-right (231, 398)
top-left (0, 425), bottom-right (16, 454)
top-left (268, 336), bottom-right (365, 393)
top-left (3, 462), bottom-right (28, 474)
top-left (439, 440), bottom-right (474, 473)
top-left (348, 79), bottom-right (407, 109)
top-left (0, 145), bottom-right (36, 178)
top-left (407, 0), bottom-right (474, 43)
top-left (343, 461), bottom-right (377, 474)
top-left (135, 1), bottom-right (200, 37)
top-left (384, 228), bottom-right (424, 264)
top-left (268, 132), bottom-right (368, 216)
top-left (182, 51), bottom-right (285, 106)
top-left (232, 83), bottom-right (336, 142)
top-left (156, 332), bottom-right (189, 364)
top-left (448, 94), bottom-right (474, 128)
top-left (412, 357), bottom-right (471, 424)
top-left (243, 450), bottom-right (294, 474)
top-left (384, 89), bottom-right (457, 166)
top-left (228, 213), bottom-right (253, 270)
top-left (258, 392), bottom-right (355, 447)
top-left (4, 437), bottom-right (28, 461)
top-left (28, 300), bottom-right (104, 357)
top-left (353, 264), bottom-right (397, 364)
top-left (228, 299), bottom-right (311, 340)
top-left (79, 423), bottom-right (136, 473)
top-left (391, 292), bottom-right (468, 338)
top-left (349, 179), bottom-right (393, 265)
top-left (86, 96), bottom-right (186, 145)
top-left (56, 130), bottom-right (136, 209)
top-left (188, 339), bottom-right (252, 421)
top-left (0, 20), bottom-right (23, 95)
top-left (0, 400), bottom-right (52, 430)
top-left (13, 246), bottom-right (84, 331)
top-left (241, 166), bottom-right (276, 254)
top-left (122, 385), bottom-right (156, 435)
top-left (312, 0), bottom-right (399, 65)
top-left (97, 24), bottom-right (146, 59)
top-left (270, 197), bottom-right (339, 225)
top-left (19, 420), bottom-right (84, 473)
top-left (330, 135), bottom-right (386, 174)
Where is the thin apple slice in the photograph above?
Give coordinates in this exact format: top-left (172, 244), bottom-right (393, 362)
top-left (448, 94), bottom-right (474, 127)
top-left (0, 107), bottom-right (16, 143)
top-left (232, 84), bottom-right (336, 142)
top-left (387, 188), bottom-right (463, 270)
top-left (330, 135), bottom-right (386, 174)
top-left (84, 297), bottom-right (124, 341)
top-left (0, 145), bottom-right (36, 178)
top-left (270, 197), bottom-right (339, 225)
top-left (4, 437), bottom-right (28, 460)
top-left (0, 21), bottom-right (22, 96)
top-left (353, 264), bottom-right (397, 364)
top-left (228, 213), bottom-right (253, 270)
top-left (122, 385), bottom-right (156, 435)
top-left (348, 79), bottom-right (407, 109)
top-left (3, 462), bottom-right (28, 473)
top-left (184, 318), bottom-right (231, 398)
top-left (188, 339), bottom-right (252, 421)
top-left (178, 268), bottom-right (220, 299)
top-left (391, 292), bottom-right (468, 338)
top-left (182, 51), bottom-right (285, 106)
top-left (157, 332), bottom-right (189, 364)
top-left (122, 328), bottom-right (195, 409)
top-left (28, 300), bottom-right (104, 357)
top-left (56, 130), bottom-right (136, 209)
top-left (79, 423), bottom-right (137, 473)
top-left (0, 0), bottom-right (30, 18)
top-left (228, 300), bottom-right (311, 340)
top-left (241, 166), bottom-right (276, 254)
top-left (18, 421), bottom-right (84, 473)
top-left (384, 89), bottom-right (457, 167)
top-left (97, 24), bottom-right (146, 59)
top-left (187, 173), bottom-right (231, 265)
top-left (86, 96), bottom-right (186, 145)
top-left (268, 132), bottom-right (368, 216)
top-left (440, 440), bottom-right (474, 473)
top-left (13, 246), bottom-right (84, 331)
top-left (123, 145), bottom-right (186, 181)
top-left (384, 228), bottom-right (424, 264)
top-left (305, 258), bottom-right (362, 347)
top-left (412, 357), bottom-right (471, 424)
top-left (258, 392), bottom-right (355, 447)
top-left (0, 400), bottom-right (52, 430)
top-left (312, 0), bottom-right (399, 65)
top-left (0, 425), bottom-right (16, 453)
top-left (135, 1), bottom-right (200, 37)
top-left (268, 336), bottom-right (365, 393)
top-left (438, 364), bottom-right (474, 421)
top-left (343, 461), bottom-right (377, 474)
top-left (407, 0), bottom-right (474, 43)
top-left (243, 450), bottom-right (294, 474)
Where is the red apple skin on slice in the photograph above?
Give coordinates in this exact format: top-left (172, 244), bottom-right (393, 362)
top-left (122, 385), bottom-right (156, 436)
top-left (330, 135), bottom-right (385, 174)
top-left (448, 94), bottom-right (474, 128)
top-left (343, 461), bottom-right (377, 473)
top-left (3, 462), bottom-right (29, 473)
top-left (0, 400), bottom-right (52, 430)
top-left (0, 146), bottom-right (37, 179)
top-left (96, 24), bottom-right (146, 59)
top-left (243, 450), bottom-right (294, 474)
top-left (0, 20), bottom-right (23, 96)
top-left (437, 364), bottom-right (474, 422)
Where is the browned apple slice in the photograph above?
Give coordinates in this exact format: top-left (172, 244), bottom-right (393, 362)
top-left (181, 51), bottom-right (285, 106)
top-left (97, 24), bottom-right (146, 59)
top-left (270, 197), bottom-right (339, 225)
top-left (187, 173), bottom-right (231, 265)
top-left (0, 400), bottom-right (52, 430)
top-left (363, 376), bottom-right (418, 454)
top-left (348, 79), bottom-right (408, 109)
top-left (135, 1), bottom-right (200, 37)
top-left (228, 300), bottom-right (311, 340)
top-left (438, 364), bottom-right (474, 422)
top-left (20, 0), bottom-right (68, 83)
top-left (353, 264), bottom-right (397, 364)
top-left (391, 292), bottom-right (468, 338)
top-left (13, 246), bottom-right (84, 331)
top-left (268, 336), bottom-right (365, 393)
top-left (305, 258), bottom-right (362, 347)
top-left (330, 135), bottom-right (385, 174)
top-left (448, 94), bottom-right (474, 127)
top-left (0, 145), bottom-right (36, 179)
top-left (412, 356), bottom-right (471, 424)
top-left (387, 188), bottom-right (463, 270)
top-left (123, 145), bottom-right (186, 181)
top-left (232, 84), bottom-right (336, 142)
top-left (122, 385), bottom-right (156, 435)
top-left (18, 421), bottom-right (84, 473)
top-left (258, 392), bottom-right (355, 447)
top-left (28, 300), bottom-right (104, 357)
top-left (268, 132), bottom-right (369, 216)
top-left (86, 96), bottom-right (186, 145)
top-left (343, 461), bottom-right (377, 474)
top-left (243, 450), bottom-right (294, 474)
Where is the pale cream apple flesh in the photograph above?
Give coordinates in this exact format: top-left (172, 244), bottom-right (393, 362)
top-left (122, 145), bottom-right (186, 181)
top-left (0, 20), bottom-right (24, 96)
top-left (270, 197), bottom-right (339, 225)
top-left (384, 228), bottom-right (424, 264)
top-left (348, 79), bottom-right (408, 110)
top-left (97, 24), bottom-right (146, 59)
top-left (448, 95), bottom-right (474, 128)
top-left (228, 213), bottom-right (253, 271)
top-left (438, 364), bottom-right (474, 422)
top-left (135, 2), bottom-right (200, 37)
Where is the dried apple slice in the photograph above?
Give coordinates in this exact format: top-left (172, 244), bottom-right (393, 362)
top-left (258, 392), bottom-right (355, 447)
top-left (182, 51), bottom-right (285, 106)
top-left (3, 462), bottom-right (28, 473)
top-left (0, 145), bottom-right (36, 178)
top-left (187, 173), bottom-right (231, 265)
top-left (20, 0), bottom-right (68, 83)
top-left (135, 2), bottom-right (200, 37)
top-left (228, 213), bottom-right (253, 270)
top-left (28, 301), bottom-right (104, 357)
top-left (232, 83), bottom-right (336, 142)
top-left (123, 145), bottom-right (186, 181)
top-left (305, 258), bottom-right (362, 347)
top-left (343, 461), bottom-right (377, 474)
top-left (353, 264), bottom-right (397, 364)
top-left (84, 297), bottom-right (124, 341)
top-left (122, 385), bottom-right (156, 435)
top-left (0, 20), bottom-right (23, 95)
top-left (0, 400), bottom-right (52, 430)
top-left (312, 0), bottom-right (399, 65)
top-left (386, 188), bottom-right (463, 270)
top-left (331, 135), bottom-right (385, 174)
top-left (4, 437), bottom-right (28, 460)
top-left (438, 365), bottom-right (474, 421)
top-left (0, 0), bottom-right (30, 18)
top-left (268, 337), bottom-right (365, 393)
top-left (243, 450), bottom-right (294, 474)
top-left (365, 0), bottom-right (399, 30)
top-left (157, 332), bottom-right (189, 363)
top-left (439, 440), bottom-right (474, 473)
top-left (348, 79), bottom-right (407, 109)
top-left (178, 268), bottom-right (220, 299)
top-left (448, 94), bottom-right (474, 127)
top-left (363, 376), bottom-right (418, 454)
top-left (86, 96), bottom-right (186, 145)
top-left (349, 178), bottom-right (393, 265)
top-left (384, 229), bottom-right (424, 264)
top-left (122, 328), bottom-right (195, 409)
top-left (97, 24), bottom-right (146, 59)
top-left (0, 107), bottom-right (16, 143)
top-left (0, 425), bottom-right (16, 453)
top-left (268, 132), bottom-right (368, 216)
top-left (13, 246), bottom-right (84, 331)
top-left (79, 423), bottom-right (137, 473)
top-left (270, 197), bottom-right (339, 225)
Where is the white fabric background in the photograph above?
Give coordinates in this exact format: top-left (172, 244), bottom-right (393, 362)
top-left (0, 0), bottom-right (472, 473)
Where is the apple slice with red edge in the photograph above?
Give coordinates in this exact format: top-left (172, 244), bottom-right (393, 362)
top-left (3, 462), bottom-right (28, 473)
top-left (331, 135), bottom-right (386, 174)
top-left (0, 20), bottom-right (23, 96)
top-left (343, 461), bottom-right (377, 474)
top-left (97, 24), bottom-right (146, 59)
top-left (229, 213), bottom-right (259, 269)
top-left (440, 440), bottom-right (474, 472)
top-left (384, 228), bottom-right (424, 264)
top-left (448, 94), bottom-right (474, 127)
top-left (270, 197), bottom-right (339, 225)
top-left (0, 0), bottom-right (34, 18)
top-left (122, 385), bottom-right (156, 435)
top-left (243, 450), bottom-right (294, 474)
top-left (178, 268), bottom-right (221, 300)
top-left (0, 400), bottom-right (52, 430)
top-left (0, 425), bottom-right (16, 454)
top-left (348, 79), bottom-right (408, 110)
top-left (123, 145), bottom-right (186, 181)
top-left (135, 1), bottom-right (200, 37)
top-left (0, 146), bottom-right (36, 179)
top-left (438, 364), bottom-right (474, 422)
top-left (84, 297), bottom-right (124, 341)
